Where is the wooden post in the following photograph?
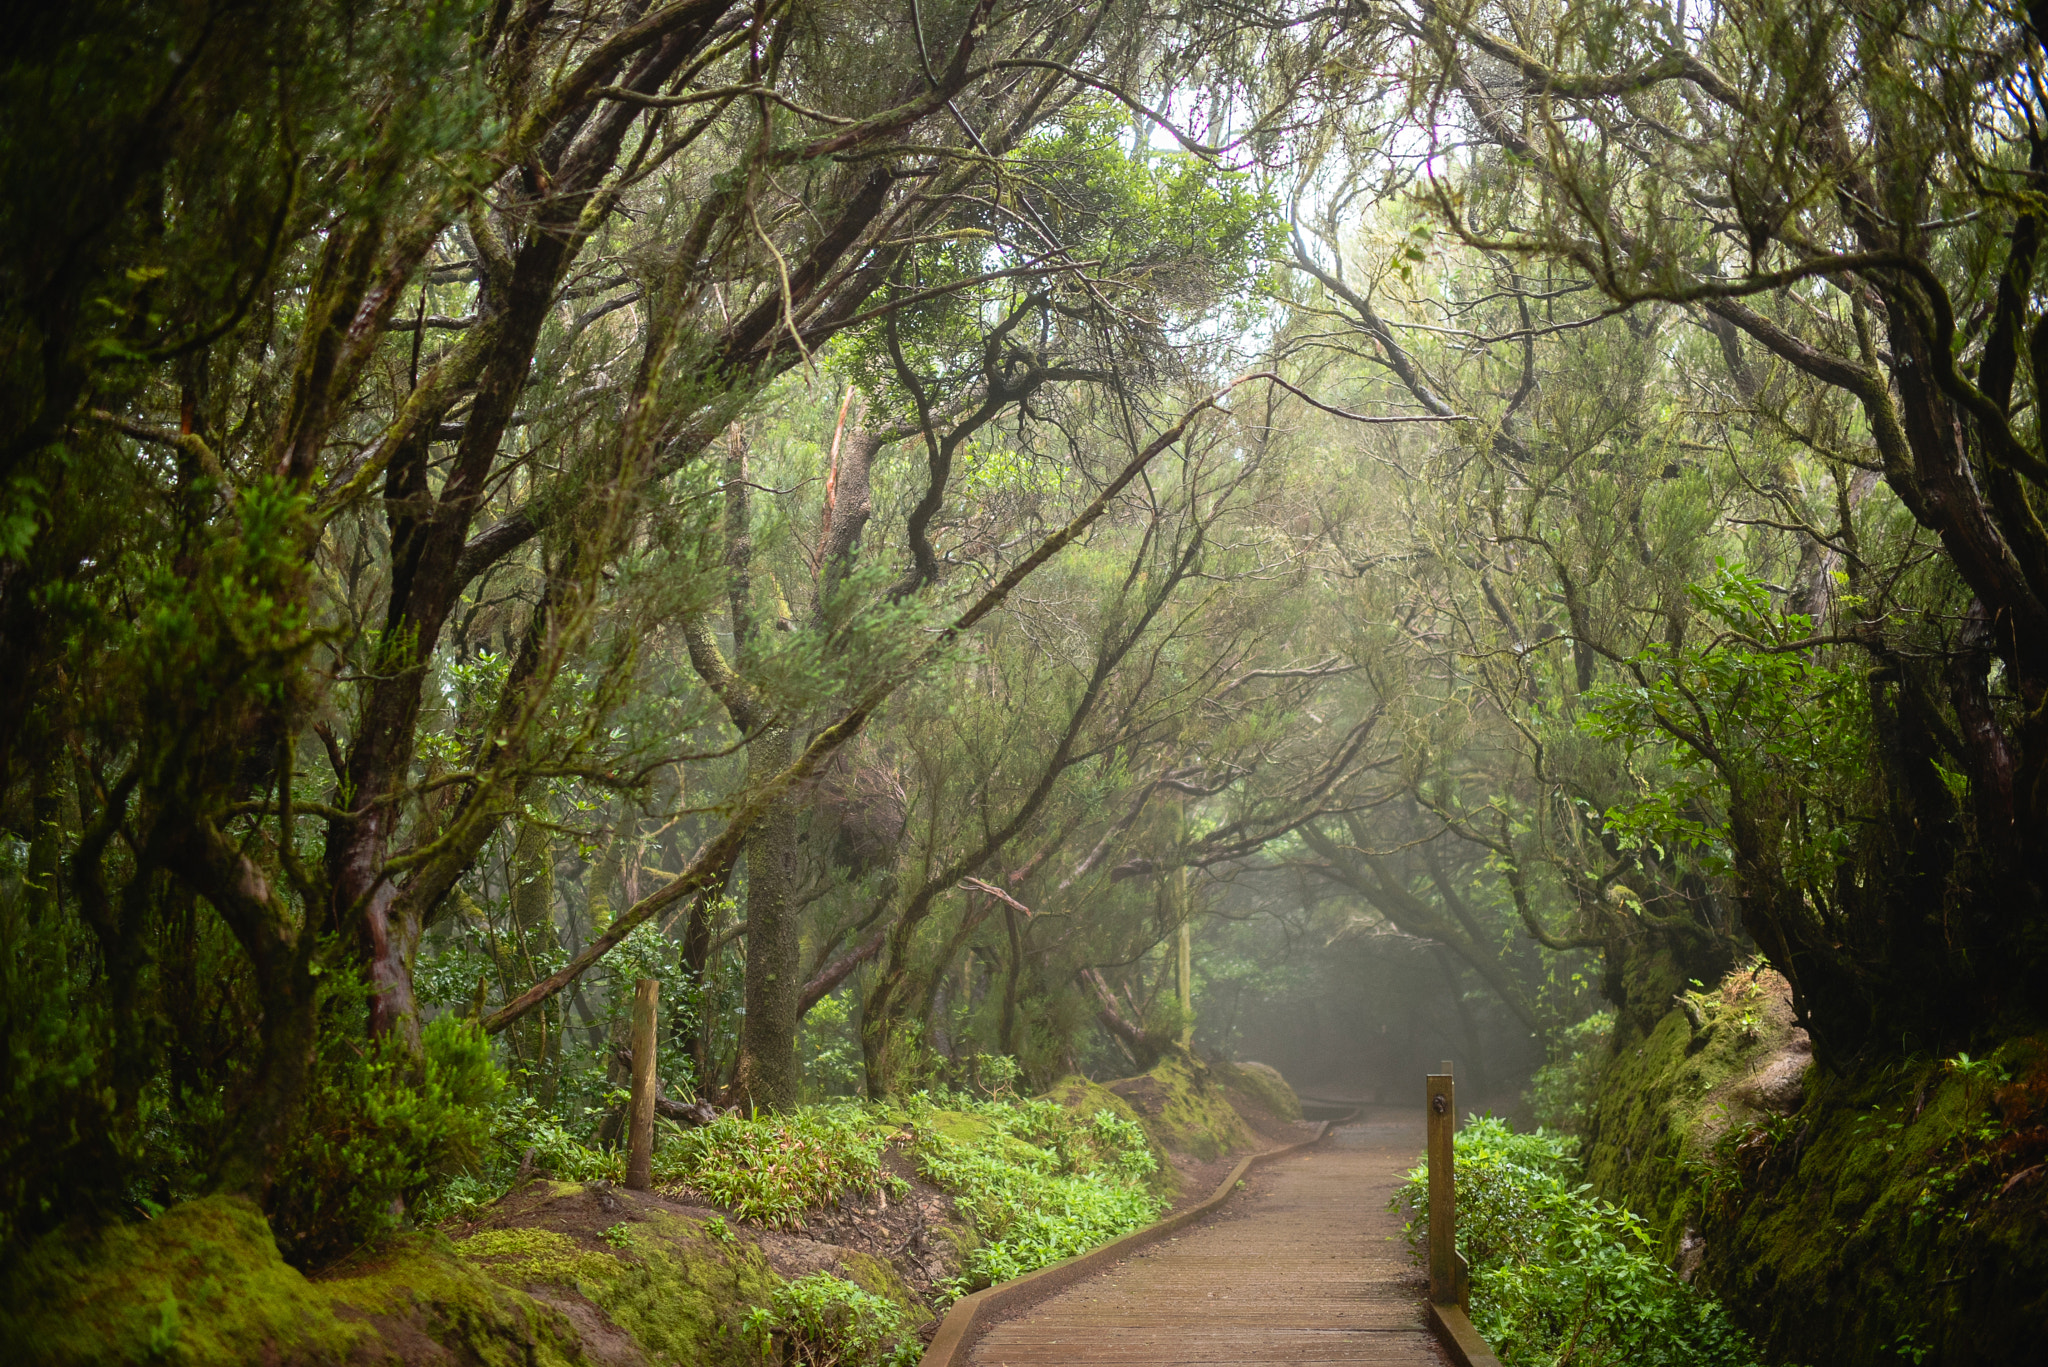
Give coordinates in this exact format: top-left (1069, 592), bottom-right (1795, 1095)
top-left (626, 978), bottom-right (659, 1190)
top-left (1426, 1060), bottom-right (1456, 1305)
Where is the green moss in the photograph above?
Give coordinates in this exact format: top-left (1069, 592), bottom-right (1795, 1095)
top-left (919, 1108), bottom-right (998, 1148)
top-left (1, 1196), bottom-right (362, 1366)
top-left (1703, 1039), bottom-right (2048, 1365)
top-left (457, 1226), bottom-right (626, 1286)
top-left (575, 1213), bottom-right (783, 1367)
top-left (317, 1235), bottom-right (592, 1366)
top-left (1042, 1075), bottom-right (1179, 1195)
top-left (1217, 1061), bottom-right (1303, 1122)
top-left (457, 1193), bottom-right (788, 1367)
top-left (0, 1195), bottom-right (591, 1367)
top-left (1104, 1057), bottom-right (1255, 1163)
top-left (1584, 966), bottom-right (2048, 1365)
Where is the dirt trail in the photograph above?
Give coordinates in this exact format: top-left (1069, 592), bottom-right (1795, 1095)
top-left (968, 1109), bottom-right (1449, 1365)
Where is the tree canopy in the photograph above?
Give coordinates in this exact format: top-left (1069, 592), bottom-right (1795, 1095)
top-left (5, 0), bottom-right (2046, 1262)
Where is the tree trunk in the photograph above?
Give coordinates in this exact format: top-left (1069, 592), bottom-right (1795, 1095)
top-left (729, 726), bottom-right (800, 1111)
top-left (673, 867), bottom-right (732, 1099)
top-left (999, 907), bottom-right (1025, 1058)
top-left (509, 821), bottom-right (561, 1104)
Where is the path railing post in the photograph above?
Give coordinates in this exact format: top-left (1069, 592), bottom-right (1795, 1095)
top-left (626, 978), bottom-right (659, 1190)
top-left (1426, 1060), bottom-right (1467, 1307)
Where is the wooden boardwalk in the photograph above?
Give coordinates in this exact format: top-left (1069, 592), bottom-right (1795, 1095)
top-left (968, 1110), bottom-right (1449, 1366)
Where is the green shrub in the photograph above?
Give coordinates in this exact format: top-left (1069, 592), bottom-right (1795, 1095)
top-left (1526, 1011), bottom-right (1614, 1135)
top-left (266, 1009), bottom-right (504, 1264)
top-left (1396, 1117), bottom-right (1763, 1367)
top-left (909, 1095), bottom-right (1163, 1295)
top-left (800, 992), bottom-right (868, 1100)
top-left (653, 1103), bottom-right (894, 1228)
top-left (515, 1111), bottom-right (628, 1182)
top-left (408, 1082), bottom-right (630, 1227)
top-left (743, 1272), bottom-right (922, 1367)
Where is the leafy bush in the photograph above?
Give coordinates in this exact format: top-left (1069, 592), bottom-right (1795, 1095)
top-left (965, 1052), bottom-right (1022, 1098)
top-left (909, 1095), bottom-right (1163, 1295)
top-left (410, 1081), bottom-right (629, 1227)
top-left (641, 1091), bottom-right (1164, 1297)
top-left (1526, 1012), bottom-right (1615, 1135)
top-left (1396, 1117), bottom-right (1762, 1367)
top-left (743, 1272), bottom-right (921, 1367)
top-left (652, 1104), bottom-right (893, 1228)
top-left (513, 1111), bottom-right (627, 1182)
top-left (800, 991), bottom-right (868, 1101)
top-left (267, 1009), bottom-right (504, 1264)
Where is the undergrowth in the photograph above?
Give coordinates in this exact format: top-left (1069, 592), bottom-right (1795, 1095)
top-left (426, 1085), bottom-right (1173, 1329)
top-left (1397, 1117), bottom-right (1766, 1367)
top-left (907, 1094), bottom-right (1163, 1296)
top-left (743, 1272), bottom-right (922, 1367)
top-left (651, 1103), bottom-right (897, 1229)
top-left (632, 1090), bottom-right (1164, 1297)
top-left (1525, 1011), bottom-right (1614, 1135)
top-left (266, 1001), bottom-right (504, 1265)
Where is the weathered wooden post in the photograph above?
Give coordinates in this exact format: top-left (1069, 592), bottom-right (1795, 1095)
top-left (1423, 1060), bottom-right (1502, 1365)
top-left (1426, 1059), bottom-right (1461, 1306)
top-left (626, 978), bottom-right (659, 1190)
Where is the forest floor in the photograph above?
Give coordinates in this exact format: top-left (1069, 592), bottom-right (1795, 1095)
top-left (439, 1055), bottom-right (1314, 1362)
top-left (4, 1055), bottom-right (1306, 1366)
top-left (448, 1084), bottom-right (1320, 1340)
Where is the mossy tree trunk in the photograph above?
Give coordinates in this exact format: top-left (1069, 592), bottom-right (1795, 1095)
top-left (730, 725), bottom-right (801, 1111)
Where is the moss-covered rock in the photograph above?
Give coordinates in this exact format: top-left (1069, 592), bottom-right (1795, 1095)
top-left (1584, 965), bottom-right (1807, 1262)
top-left (923, 1216), bottom-right (982, 1271)
top-left (1102, 1056), bottom-right (1256, 1163)
top-left (1217, 1061), bottom-right (1303, 1123)
top-left (1041, 1071), bottom-right (1145, 1125)
top-left (1585, 967), bottom-right (2048, 1365)
top-left (912, 1106), bottom-right (998, 1150)
top-left (1041, 1072), bottom-right (1181, 1195)
top-left (0, 1194), bottom-right (594, 1366)
top-left (455, 1183), bottom-right (794, 1365)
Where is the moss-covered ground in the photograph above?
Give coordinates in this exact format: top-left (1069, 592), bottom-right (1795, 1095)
top-left (0, 1193), bottom-right (593, 1366)
top-left (2, 1056), bottom-right (1300, 1365)
top-left (1584, 966), bottom-right (2048, 1365)
top-left (1040, 1071), bottom-right (1183, 1196)
top-left (1101, 1055), bottom-right (1257, 1162)
top-left (1217, 1060), bottom-right (1304, 1124)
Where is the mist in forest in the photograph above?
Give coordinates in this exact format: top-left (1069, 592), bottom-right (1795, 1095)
top-left (7, 5), bottom-right (2048, 1360)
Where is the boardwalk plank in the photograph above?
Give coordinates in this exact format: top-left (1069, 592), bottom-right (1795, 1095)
top-left (969, 1112), bottom-right (1449, 1367)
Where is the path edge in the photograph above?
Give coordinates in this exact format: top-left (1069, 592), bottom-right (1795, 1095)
top-left (1426, 1301), bottom-right (1505, 1367)
top-left (916, 1114), bottom-right (1349, 1367)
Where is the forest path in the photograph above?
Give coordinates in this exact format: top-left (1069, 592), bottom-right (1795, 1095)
top-left (966, 1111), bottom-right (1450, 1366)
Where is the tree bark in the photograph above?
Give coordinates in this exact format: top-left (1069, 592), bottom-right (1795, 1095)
top-left (728, 725), bottom-right (801, 1112)
top-left (626, 979), bottom-right (658, 1189)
